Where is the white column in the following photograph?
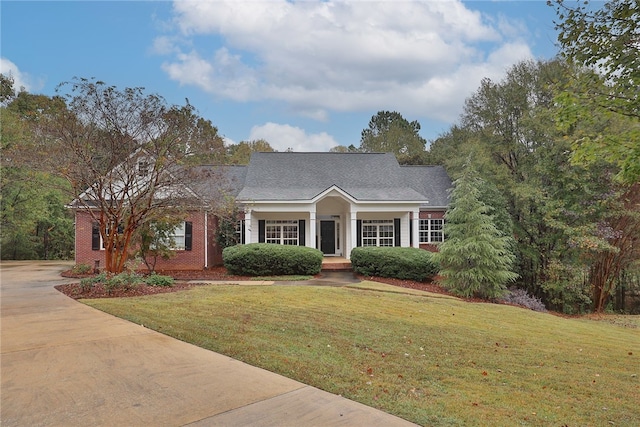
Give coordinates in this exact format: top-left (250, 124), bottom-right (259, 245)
top-left (348, 206), bottom-right (358, 259)
top-left (308, 209), bottom-right (316, 249)
top-left (244, 208), bottom-right (252, 244)
top-left (412, 209), bottom-right (420, 248)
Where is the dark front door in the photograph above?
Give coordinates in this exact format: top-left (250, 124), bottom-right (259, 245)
top-left (320, 221), bottom-right (335, 255)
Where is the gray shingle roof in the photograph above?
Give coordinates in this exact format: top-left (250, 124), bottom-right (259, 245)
top-left (400, 165), bottom-right (452, 207)
top-left (234, 152), bottom-right (451, 204)
top-left (190, 165), bottom-right (248, 201)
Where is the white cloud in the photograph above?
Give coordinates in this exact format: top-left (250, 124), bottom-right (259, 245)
top-left (0, 58), bottom-right (42, 93)
top-left (249, 122), bottom-right (338, 152)
top-left (159, 0), bottom-right (536, 124)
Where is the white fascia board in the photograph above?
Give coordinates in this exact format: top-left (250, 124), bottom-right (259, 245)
top-left (243, 203), bottom-right (316, 213)
top-left (352, 203), bottom-right (422, 213)
top-left (311, 185), bottom-right (357, 203)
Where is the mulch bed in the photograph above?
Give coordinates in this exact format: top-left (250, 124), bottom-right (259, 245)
top-left (56, 267), bottom-right (458, 300)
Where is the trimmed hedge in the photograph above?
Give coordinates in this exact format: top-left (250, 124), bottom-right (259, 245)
top-left (350, 246), bottom-right (438, 282)
top-left (223, 243), bottom-right (323, 276)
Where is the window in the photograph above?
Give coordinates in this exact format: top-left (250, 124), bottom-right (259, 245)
top-left (419, 219), bottom-right (444, 243)
top-left (169, 222), bottom-right (187, 250)
top-left (138, 160), bottom-right (150, 177)
top-left (361, 220), bottom-right (394, 247)
top-left (92, 221), bottom-right (123, 250)
top-left (236, 220), bottom-right (244, 244)
top-left (95, 221), bottom-right (192, 251)
top-left (150, 221), bottom-right (192, 251)
top-left (265, 220), bottom-right (298, 245)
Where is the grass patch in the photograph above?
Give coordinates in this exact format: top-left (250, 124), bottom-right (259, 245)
top-left (250, 275), bottom-right (313, 281)
top-left (83, 283), bottom-right (639, 426)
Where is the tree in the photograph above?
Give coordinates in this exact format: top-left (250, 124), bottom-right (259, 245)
top-left (550, 0), bottom-right (640, 184)
top-left (329, 144), bottom-right (359, 153)
top-left (586, 184), bottom-right (640, 312)
top-left (226, 139), bottom-right (274, 164)
top-left (1, 74), bottom-right (15, 105)
top-left (134, 217), bottom-right (183, 272)
top-left (434, 163), bottom-right (518, 299)
top-left (43, 78), bottom-right (225, 273)
top-left (1, 77), bottom-right (74, 260)
top-left (551, 0), bottom-right (639, 119)
top-left (215, 196), bottom-right (242, 249)
top-left (359, 111), bottom-right (427, 162)
top-left (437, 59), bottom-right (630, 312)
top-left (0, 169), bottom-right (74, 260)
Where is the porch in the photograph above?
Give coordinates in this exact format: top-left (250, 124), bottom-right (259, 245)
top-left (321, 256), bottom-right (352, 271)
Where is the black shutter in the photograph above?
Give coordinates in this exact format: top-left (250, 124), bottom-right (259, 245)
top-left (184, 221), bottom-right (193, 251)
top-left (241, 220), bottom-right (246, 244)
top-left (356, 219), bottom-right (362, 247)
top-left (92, 222), bottom-right (101, 250)
top-left (258, 220), bottom-right (265, 243)
top-left (394, 218), bottom-right (401, 247)
top-left (409, 218), bottom-right (413, 246)
top-left (298, 220), bottom-right (305, 246)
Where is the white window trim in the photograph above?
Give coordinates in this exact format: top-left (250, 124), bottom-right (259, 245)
top-left (265, 220), bottom-right (299, 245)
top-left (419, 218), bottom-right (444, 244)
top-left (361, 219), bottom-right (394, 247)
top-left (167, 222), bottom-right (187, 250)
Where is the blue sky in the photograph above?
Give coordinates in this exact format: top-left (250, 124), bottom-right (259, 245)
top-left (2, 0), bottom-right (561, 152)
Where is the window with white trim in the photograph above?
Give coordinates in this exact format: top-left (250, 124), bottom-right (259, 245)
top-left (266, 220), bottom-right (298, 245)
top-left (362, 220), bottom-right (394, 247)
top-left (419, 219), bottom-right (444, 243)
top-left (235, 220), bottom-right (244, 244)
top-left (168, 222), bottom-right (187, 250)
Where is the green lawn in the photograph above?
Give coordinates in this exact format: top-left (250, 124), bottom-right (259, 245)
top-left (84, 282), bottom-right (640, 426)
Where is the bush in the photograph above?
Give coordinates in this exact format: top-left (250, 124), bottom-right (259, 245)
top-left (72, 263), bottom-right (93, 275)
top-left (104, 271), bottom-right (143, 294)
top-left (501, 288), bottom-right (547, 312)
top-left (79, 272), bottom-right (107, 292)
top-left (145, 274), bottom-right (175, 287)
top-left (223, 243), bottom-right (323, 276)
top-left (350, 247), bottom-right (438, 282)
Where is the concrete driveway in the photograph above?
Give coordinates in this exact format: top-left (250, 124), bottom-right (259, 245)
top-left (0, 261), bottom-right (416, 426)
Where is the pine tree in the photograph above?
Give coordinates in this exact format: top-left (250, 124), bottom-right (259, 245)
top-left (434, 164), bottom-right (518, 299)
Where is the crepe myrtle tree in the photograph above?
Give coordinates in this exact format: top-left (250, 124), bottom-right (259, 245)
top-left (49, 78), bottom-right (225, 273)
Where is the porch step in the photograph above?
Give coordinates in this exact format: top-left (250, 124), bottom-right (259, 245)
top-left (321, 262), bottom-right (352, 272)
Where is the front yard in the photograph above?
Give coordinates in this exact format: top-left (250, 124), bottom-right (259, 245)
top-left (81, 281), bottom-right (639, 426)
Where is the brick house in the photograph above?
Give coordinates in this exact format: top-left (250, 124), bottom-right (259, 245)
top-left (72, 152), bottom-right (451, 270)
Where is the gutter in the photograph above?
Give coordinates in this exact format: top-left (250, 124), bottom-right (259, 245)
top-left (204, 210), bottom-right (208, 269)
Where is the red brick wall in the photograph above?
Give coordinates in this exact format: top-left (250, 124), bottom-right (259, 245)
top-left (74, 210), bottom-right (208, 271)
top-left (418, 211), bottom-right (445, 220)
top-left (75, 210), bottom-right (106, 269)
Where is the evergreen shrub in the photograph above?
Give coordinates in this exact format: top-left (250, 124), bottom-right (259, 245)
top-left (104, 271), bottom-right (142, 294)
top-left (223, 243), bottom-right (323, 276)
top-left (79, 272), bottom-right (107, 292)
top-left (350, 247), bottom-right (438, 282)
top-left (500, 288), bottom-right (547, 312)
top-left (145, 274), bottom-right (175, 287)
top-left (72, 263), bottom-right (93, 275)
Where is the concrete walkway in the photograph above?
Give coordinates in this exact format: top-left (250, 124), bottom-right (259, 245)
top-left (1, 261), bottom-right (416, 427)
